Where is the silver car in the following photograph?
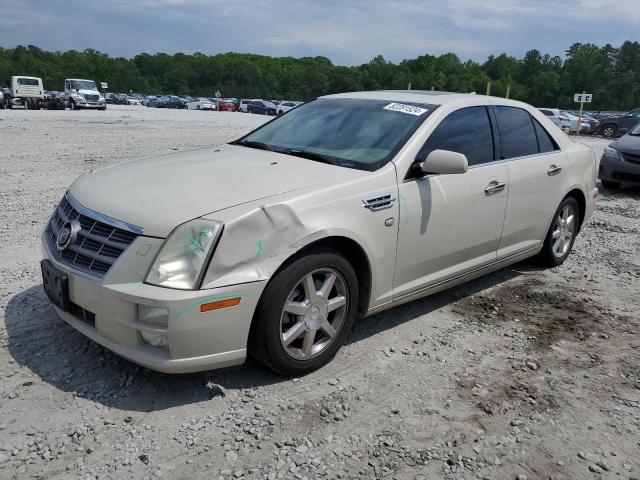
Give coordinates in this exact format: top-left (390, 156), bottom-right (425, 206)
top-left (41, 91), bottom-right (598, 375)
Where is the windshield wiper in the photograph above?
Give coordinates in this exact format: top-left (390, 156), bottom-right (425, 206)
top-left (283, 149), bottom-right (336, 165)
top-left (232, 140), bottom-right (275, 152)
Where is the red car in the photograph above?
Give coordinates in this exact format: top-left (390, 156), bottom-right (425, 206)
top-left (218, 100), bottom-right (237, 112)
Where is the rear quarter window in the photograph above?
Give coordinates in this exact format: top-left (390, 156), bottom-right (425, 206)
top-left (533, 119), bottom-right (559, 153)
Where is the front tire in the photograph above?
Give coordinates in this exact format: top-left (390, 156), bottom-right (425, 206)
top-left (250, 248), bottom-right (359, 376)
top-left (69, 100), bottom-right (76, 111)
top-left (601, 124), bottom-right (617, 138)
top-left (537, 196), bottom-right (580, 267)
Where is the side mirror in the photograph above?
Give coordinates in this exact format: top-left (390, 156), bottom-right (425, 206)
top-left (420, 149), bottom-right (468, 175)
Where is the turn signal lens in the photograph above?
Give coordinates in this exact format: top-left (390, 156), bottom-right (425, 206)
top-left (200, 298), bottom-right (241, 313)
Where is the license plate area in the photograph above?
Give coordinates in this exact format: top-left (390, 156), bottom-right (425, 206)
top-left (41, 260), bottom-right (70, 311)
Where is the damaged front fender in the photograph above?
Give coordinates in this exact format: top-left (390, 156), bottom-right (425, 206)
top-left (200, 203), bottom-right (373, 291)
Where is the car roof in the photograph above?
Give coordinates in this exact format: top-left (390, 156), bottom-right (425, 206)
top-left (321, 90), bottom-right (485, 106)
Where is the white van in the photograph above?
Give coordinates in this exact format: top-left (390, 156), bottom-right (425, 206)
top-left (64, 79), bottom-right (106, 110)
top-left (9, 76), bottom-right (44, 109)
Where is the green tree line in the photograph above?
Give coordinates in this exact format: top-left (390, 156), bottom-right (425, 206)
top-left (1, 42), bottom-right (639, 110)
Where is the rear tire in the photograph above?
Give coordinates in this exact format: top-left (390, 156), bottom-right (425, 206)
top-left (250, 248), bottom-right (359, 376)
top-left (537, 196), bottom-right (580, 268)
top-left (601, 180), bottom-right (621, 190)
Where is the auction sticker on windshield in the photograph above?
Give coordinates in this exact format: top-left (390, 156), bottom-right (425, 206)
top-left (383, 103), bottom-right (428, 116)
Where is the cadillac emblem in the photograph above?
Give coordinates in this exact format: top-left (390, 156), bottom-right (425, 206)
top-left (57, 219), bottom-right (81, 251)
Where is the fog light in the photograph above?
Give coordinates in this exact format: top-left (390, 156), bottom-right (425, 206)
top-left (138, 305), bottom-right (169, 327)
top-left (140, 331), bottom-right (169, 348)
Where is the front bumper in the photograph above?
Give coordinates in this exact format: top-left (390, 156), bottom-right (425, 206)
top-left (41, 236), bottom-right (266, 373)
top-left (599, 153), bottom-right (640, 185)
top-left (76, 102), bottom-right (105, 109)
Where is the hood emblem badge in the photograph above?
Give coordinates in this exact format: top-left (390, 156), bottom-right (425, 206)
top-left (57, 219), bottom-right (81, 251)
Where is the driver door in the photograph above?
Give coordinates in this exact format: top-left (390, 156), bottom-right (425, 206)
top-left (393, 106), bottom-right (508, 297)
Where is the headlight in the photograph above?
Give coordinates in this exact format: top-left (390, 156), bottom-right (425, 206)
top-left (603, 146), bottom-right (621, 160)
top-left (146, 219), bottom-right (222, 290)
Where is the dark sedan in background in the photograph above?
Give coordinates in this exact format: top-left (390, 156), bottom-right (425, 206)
top-left (40, 91), bottom-right (66, 110)
top-left (599, 123), bottom-right (640, 189)
top-left (597, 108), bottom-right (640, 138)
top-left (247, 100), bottom-right (277, 115)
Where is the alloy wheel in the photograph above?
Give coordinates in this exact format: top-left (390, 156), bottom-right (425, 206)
top-left (279, 268), bottom-right (348, 360)
top-left (551, 203), bottom-right (577, 258)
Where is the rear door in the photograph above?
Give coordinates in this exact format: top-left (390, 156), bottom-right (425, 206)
top-left (494, 106), bottom-right (566, 258)
top-left (393, 106), bottom-right (509, 296)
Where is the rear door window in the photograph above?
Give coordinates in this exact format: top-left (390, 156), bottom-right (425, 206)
top-left (494, 106), bottom-right (539, 159)
top-left (417, 106), bottom-right (495, 167)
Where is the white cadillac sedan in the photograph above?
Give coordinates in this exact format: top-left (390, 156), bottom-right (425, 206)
top-left (41, 91), bottom-right (598, 375)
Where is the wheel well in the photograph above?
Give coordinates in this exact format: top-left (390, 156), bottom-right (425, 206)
top-left (566, 189), bottom-right (586, 230)
top-left (274, 236), bottom-right (372, 317)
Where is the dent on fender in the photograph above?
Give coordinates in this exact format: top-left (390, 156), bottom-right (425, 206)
top-left (203, 203), bottom-right (311, 288)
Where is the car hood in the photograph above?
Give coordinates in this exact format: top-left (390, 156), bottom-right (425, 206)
top-left (77, 89), bottom-right (100, 96)
top-left (69, 144), bottom-right (360, 237)
top-left (611, 134), bottom-right (640, 154)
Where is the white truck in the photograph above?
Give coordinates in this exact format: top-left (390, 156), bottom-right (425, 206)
top-left (7, 76), bottom-right (44, 109)
top-left (64, 79), bottom-right (106, 110)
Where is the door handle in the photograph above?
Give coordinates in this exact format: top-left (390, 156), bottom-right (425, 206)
top-left (485, 181), bottom-right (506, 195)
top-left (547, 165), bottom-right (562, 176)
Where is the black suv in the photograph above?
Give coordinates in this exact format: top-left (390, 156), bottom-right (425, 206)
top-left (598, 108), bottom-right (640, 138)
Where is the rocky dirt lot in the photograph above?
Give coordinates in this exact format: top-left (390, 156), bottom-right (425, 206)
top-left (0, 106), bottom-right (638, 480)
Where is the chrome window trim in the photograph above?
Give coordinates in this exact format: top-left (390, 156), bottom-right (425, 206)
top-left (65, 192), bottom-right (144, 235)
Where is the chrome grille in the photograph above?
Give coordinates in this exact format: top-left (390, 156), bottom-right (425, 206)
top-left (84, 94), bottom-right (99, 102)
top-left (45, 194), bottom-right (141, 279)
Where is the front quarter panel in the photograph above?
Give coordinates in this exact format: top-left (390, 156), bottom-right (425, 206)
top-left (200, 164), bottom-right (401, 308)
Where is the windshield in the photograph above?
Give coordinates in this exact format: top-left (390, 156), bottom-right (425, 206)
top-left (629, 123), bottom-right (640, 135)
top-left (236, 98), bottom-right (435, 171)
top-left (70, 80), bottom-right (97, 90)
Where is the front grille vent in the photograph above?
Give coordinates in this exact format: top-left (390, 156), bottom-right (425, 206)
top-left (70, 302), bottom-right (96, 328)
top-left (44, 194), bottom-right (140, 279)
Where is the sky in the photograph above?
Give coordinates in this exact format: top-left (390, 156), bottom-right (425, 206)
top-left (0, 0), bottom-right (638, 65)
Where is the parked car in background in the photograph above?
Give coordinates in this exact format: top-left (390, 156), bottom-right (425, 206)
top-left (569, 111), bottom-right (600, 133)
top-left (238, 99), bottom-right (257, 112)
top-left (8, 76), bottom-right (44, 109)
top-left (277, 101), bottom-right (301, 115)
top-left (597, 108), bottom-right (640, 138)
top-left (142, 95), bottom-right (157, 106)
top-left (40, 91), bottom-right (66, 110)
top-left (598, 122), bottom-right (640, 189)
top-left (562, 111), bottom-right (591, 133)
top-left (126, 96), bottom-right (142, 105)
top-left (188, 98), bottom-right (217, 110)
top-left (65, 79), bottom-right (106, 110)
top-left (105, 93), bottom-right (121, 105)
top-left (247, 100), bottom-right (277, 115)
top-left (40, 91), bottom-right (597, 375)
top-left (0, 89), bottom-right (3, 109)
top-left (218, 99), bottom-right (237, 112)
top-left (538, 108), bottom-right (570, 129)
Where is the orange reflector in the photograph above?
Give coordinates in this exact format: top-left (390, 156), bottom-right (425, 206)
top-left (200, 297), bottom-right (241, 313)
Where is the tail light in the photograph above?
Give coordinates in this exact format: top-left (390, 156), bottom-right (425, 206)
top-left (560, 116), bottom-right (569, 121)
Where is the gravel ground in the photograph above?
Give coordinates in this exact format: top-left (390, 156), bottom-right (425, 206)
top-left (0, 106), bottom-right (638, 480)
